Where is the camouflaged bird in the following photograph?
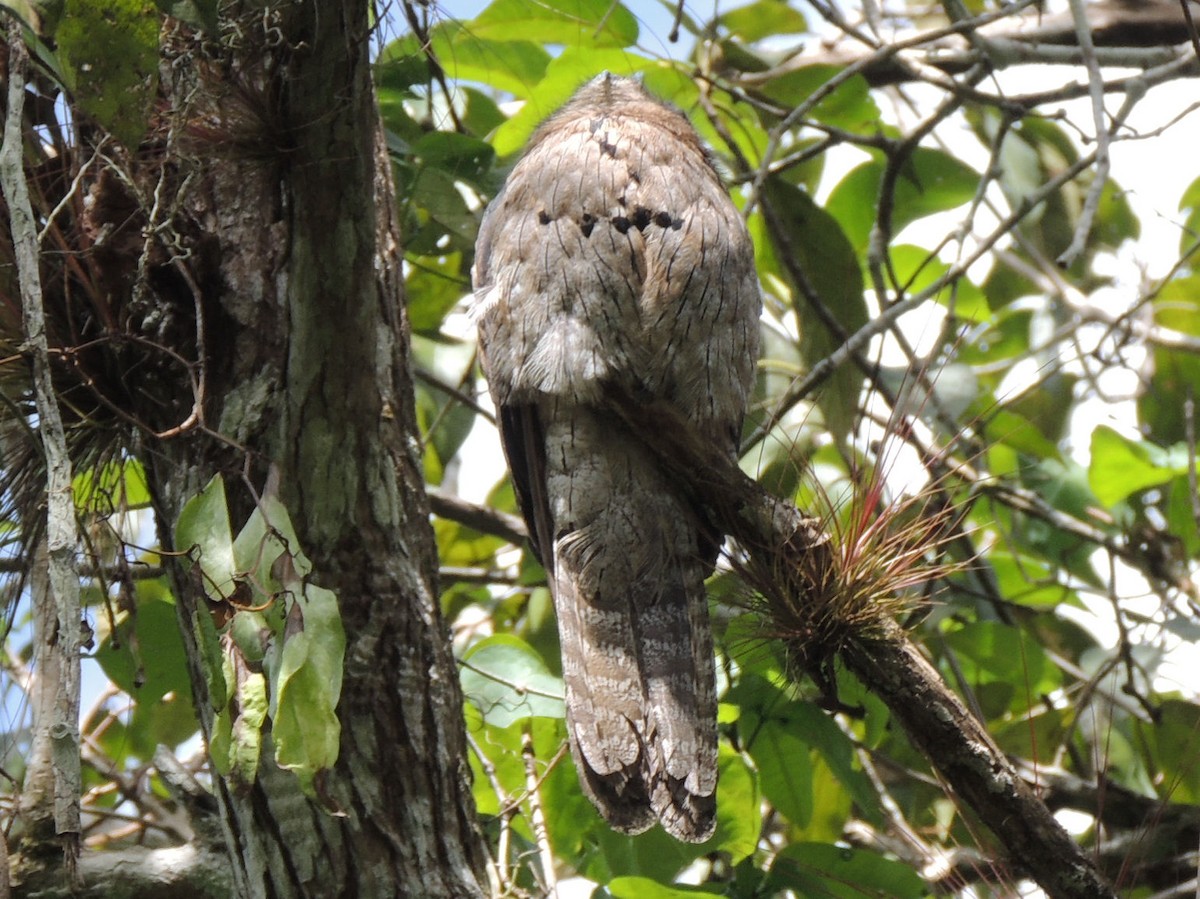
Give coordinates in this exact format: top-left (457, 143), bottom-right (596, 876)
top-left (472, 74), bottom-right (760, 842)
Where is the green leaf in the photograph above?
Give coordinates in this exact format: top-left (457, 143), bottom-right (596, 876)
top-left (73, 457), bottom-right (151, 513)
top-left (756, 177), bottom-right (867, 441)
top-left (1092, 175), bottom-right (1140, 249)
top-left (982, 408), bottom-right (1061, 460)
top-left (958, 306), bottom-right (1033, 363)
top-left (411, 131), bottom-right (496, 185)
top-left (785, 703), bottom-right (880, 825)
top-left (1167, 475), bottom-right (1200, 556)
top-left (228, 609), bottom-right (271, 665)
top-left (91, 581), bottom-right (201, 758)
top-left (720, 0), bottom-right (806, 41)
top-left (1142, 699), bottom-right (1200, 803)
top-left (942, 621), bottom-right (1061, 715)
top-left (489, 49), bottom-right (651, 157)
top-left (989, 550), bottom-right (1075, 609)
top-left (57, 0), bottom-right (160, 147)
top-left (665, 75), bottom-right (767, 168)
top-left (458, 86), bottom-right (508, 138)
top-left (407, 166), bottom-right (478, 252)
top-left (982, 258), bottom-right (1038, 309)
top-left (194, 592), bottom-right (227, 713)
top-left (711, 37), bottom-right (771, 75)
top-left (95, 580), bottom-right (192, 701)
top-left (1088, 425), bottom-right (1187, 507)
top-left (209, 706), bottom-right (234, 776)
top-left (213, 642), bottom-right (268, 787)
top-left (1015, 457), bottom-right (1109, 585)
top-left (175, 475), bottom-right (236, 601)
top-left (887, 244), bottom-right (988, 322)
top-left (429, 20), bottom-right (551, 98)
top-left (756, 64), bottom-right (879, 132)
top-left (807, 755), bottom-right (853, 842)
top-left (1138, 280), bottom-right (1200, 444)
top-left (463, 711), bottom-right (574, 836)
top-left (271, 584), bottom-right (345, 790)
top-left (406, 253), bottom-right (469, 336)
top-left (119, 691), bottom-right (199, 760)
top-left (994, 704), bottom-right (1067, 759)
top-left (461, 635), bottom-right (565, 727)
top-left (230, 669), bottom-right (267, 785)
top-left (463, 705), bottom-right (503, 817)
top-left (766, 842), bottom-right (927, 898)
top-left (433, 518), bottom-right (506, 570)
top-left (590, 821), bottom-right (709, 883)
top-left (712, 745), bottom-right (760, 861)
top-left (1008, 371), bottom-right (1079, 445)
top-left (470, 0), bottom-right (639, 48)
top-left (374, 34), bottom-right (429, 95)
top-left (603, 877), bottom-right (717, 898)
top-left (413, 336), bottom-right (480, 474)
top-left (153, 0), bottom-right (216, 31)
top-left (825, 148), bottom-right (979, 254)
top-left (981, 116), bottom-right (1106, 265)
top-left (744, 707), bottom-right (813, 826)
top-left (740, 695), bottom-right (879, 832)
top-left (231, 493), bottom-right (313, 594)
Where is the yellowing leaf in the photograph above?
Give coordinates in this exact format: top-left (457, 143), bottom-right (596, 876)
top-left (271, 585), bottom-right (345, 790)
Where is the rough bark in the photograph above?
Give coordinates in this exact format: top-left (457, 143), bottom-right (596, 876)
top-left (11, 843), bottom-right (234, 898)
top-left (840, 628), bottom-right (1115, 898)
top-left (98, 4), bottom-right (486, 896)
top-left (1, 24), bottom-right (82, 867)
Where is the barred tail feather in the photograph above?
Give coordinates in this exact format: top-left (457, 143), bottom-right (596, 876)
top-left (553, 515), bottom-right (718, 843)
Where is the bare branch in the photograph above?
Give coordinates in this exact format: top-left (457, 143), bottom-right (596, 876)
top-left (744, 0), bottom-right (1200, 91)
top-left (1056, 0), bottom-right (1117, 267)
top-left (426, 487), bottom-right (527, 546)
top-left (10, 842), bottom-right (234, 898)
top-left (0, 21), bottom-right (83, 875)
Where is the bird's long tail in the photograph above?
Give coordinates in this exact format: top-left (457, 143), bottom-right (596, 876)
top-left (547, 413), bottom-right (718, 842)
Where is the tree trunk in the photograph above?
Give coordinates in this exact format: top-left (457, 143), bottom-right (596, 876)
top-left (126, 5), bottom-right (486, 896)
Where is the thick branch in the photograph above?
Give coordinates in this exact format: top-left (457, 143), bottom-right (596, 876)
top-left (11, 842), bottom-right (234, 898)
top-left (599, 387), bottom-right (1116, 899)
top-left (839, 628), bottom-right (1114, 897)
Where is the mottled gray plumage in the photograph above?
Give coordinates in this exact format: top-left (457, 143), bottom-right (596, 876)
top-left (472, 74), bottom-right (760, 842)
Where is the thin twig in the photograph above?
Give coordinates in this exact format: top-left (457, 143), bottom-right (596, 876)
top-left (667, 0), bottom-right (685, 42)
top-left (36, 142), bottom-right (105, 245)
top-left (464, 731), bottom-right (514, 895)
top-left (1056, 0), bottom-right (1114, 268)
top-left (746, 143), bottom-right (1097, 451)
top-left (1178, 0), bottom-right (1200, 62)
top-left (1186, 390), bottom-right (1200, 536)
top-left (521, 726), bottom-right (557, 896)
top-left (399, 0), bottom-right (463, 133)
top-left (427, 487), bottom-right (527, 546)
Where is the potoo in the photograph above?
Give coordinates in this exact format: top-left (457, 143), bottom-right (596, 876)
top-left (472, 74), bottom-right (761, 842)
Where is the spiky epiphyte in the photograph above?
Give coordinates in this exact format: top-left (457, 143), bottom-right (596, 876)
top-left (741, 461), bottom-right (968, 686)
top-left (0, 62), bottom-right (223, 624)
